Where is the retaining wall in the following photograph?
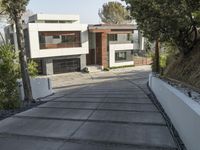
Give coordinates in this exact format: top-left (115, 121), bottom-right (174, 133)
top-left (149, 74), bottom-right (200, 150)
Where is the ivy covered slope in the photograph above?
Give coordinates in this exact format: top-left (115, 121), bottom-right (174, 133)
top-left (165, 43), bottom-right (200, 89)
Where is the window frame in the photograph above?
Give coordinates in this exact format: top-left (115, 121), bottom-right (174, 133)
top-left (38, 31), bottom-right (82, 49)
top-left (115, 51), bottom-right (127, 62)
top-left (109, 34), bottom-right (118, 41)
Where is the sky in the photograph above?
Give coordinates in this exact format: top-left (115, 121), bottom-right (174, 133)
top-left (27, 0), bottom-right (126, 24)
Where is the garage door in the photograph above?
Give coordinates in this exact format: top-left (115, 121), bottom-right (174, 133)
top-left (53, 58), bottom-right (80, 74)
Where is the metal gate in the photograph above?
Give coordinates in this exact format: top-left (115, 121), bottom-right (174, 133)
top-left (53, 58), bottom-right (80, 74)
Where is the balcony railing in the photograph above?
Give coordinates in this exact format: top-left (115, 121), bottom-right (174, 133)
top-left (40, 42), bottom-right (82, 49)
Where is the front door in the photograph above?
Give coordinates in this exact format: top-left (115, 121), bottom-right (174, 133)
top-left (86, 49), bottom-right (96, 65)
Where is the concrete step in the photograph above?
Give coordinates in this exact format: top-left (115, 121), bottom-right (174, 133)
top-left (87, 65), bottom-right (102, 73)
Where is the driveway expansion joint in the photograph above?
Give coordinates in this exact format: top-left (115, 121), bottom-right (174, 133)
top-left (13, 115), bottom-right (167, 126)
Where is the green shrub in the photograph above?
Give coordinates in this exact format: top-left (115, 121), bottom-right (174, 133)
top-left (148, 51), bottom-right (157, 72)
top-left (150, 52), bottom-right (169, 73)
top-left (0, 44), bottom-right (21, 109)
top-left (0, 45), bottom-right (39, 109)
top-left (82, 67), bottom-right (89, 73)
top-left (160, 53), bottom-right (168, 68)
top-left (150, 42), bottom-right (179, 74)
top-left (28, 60), bottom-right (38, 77)
top-left (103, 67), bottom-right (110, 71)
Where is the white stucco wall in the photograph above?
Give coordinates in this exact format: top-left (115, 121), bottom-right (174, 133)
top-left (149, 74), bottom-right (200, 150)
top-left (139, 32), bottom-right (145, 50)
top-left (27, 23), bottom-right (89, 58)
top-left (4, 24), bottom-right (19, 50)
top-left (17, 77), bottom-right (53, 100)
top-left (29, 14), bottom-right (80, 24)
top-left (109, 43), bottom-right (139, 67)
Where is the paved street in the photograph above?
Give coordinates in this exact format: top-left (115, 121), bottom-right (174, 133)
top-left (0, 66), bottom-right (177, 150)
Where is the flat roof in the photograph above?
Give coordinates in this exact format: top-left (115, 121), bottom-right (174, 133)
top-left (88, 24), bottom-right (138, 30)
top-left (29, 14), bottom-right (80, 22)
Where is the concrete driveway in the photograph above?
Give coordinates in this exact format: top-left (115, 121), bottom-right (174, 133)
top-left (0, 66), bottom-right (178, 150)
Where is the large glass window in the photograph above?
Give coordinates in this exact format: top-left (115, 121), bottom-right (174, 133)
top-left (127, 33), bottom-right (133, 41)
top-left (115, 51), bottom-right (127, 61)
top-left (109, 34), bottom-right (118, 41)
top-left (115, 50), bottom-right (134, 62)
top-left (44, 20), bottom-right (75, 23)
top-left (39, 31), bottom-right (81, 49)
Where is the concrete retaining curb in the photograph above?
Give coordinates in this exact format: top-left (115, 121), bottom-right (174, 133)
top-left (17, 77), bottom-right (53, 100)
top-left (149, 74), bottom-right (200, 150)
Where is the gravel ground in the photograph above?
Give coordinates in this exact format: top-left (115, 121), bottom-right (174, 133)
top-left (0, 101), bottom-right (46, 121)
top-left (164, 79), bottom-right (200, 105)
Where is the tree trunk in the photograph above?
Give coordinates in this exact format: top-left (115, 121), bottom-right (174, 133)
top-left (0, 32), bottom-right (5, 45)
top-left (155, 39), bottom-right (160, 73)
top-left (14, 16), bottom-right (33, 103)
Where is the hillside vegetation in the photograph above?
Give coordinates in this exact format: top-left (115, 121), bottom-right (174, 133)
top-left (165, 44), bottom-right (200, 89)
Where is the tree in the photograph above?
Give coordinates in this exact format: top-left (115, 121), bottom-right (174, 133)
top-left (1, 0), bottom-right (33, 103)
top-left (0, 44), bottom-right (20, 109)
top-left (0, 0), bottom-right (4, 14)
top-left (22, 9), bottom-right (34, 24)
top-left (99, 1), bottom-right (131, 24)
top-left (123, 0), bottom-right (200, 55)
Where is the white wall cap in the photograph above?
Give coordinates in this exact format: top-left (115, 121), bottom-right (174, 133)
top-left (29, 14), bottom-right (80, 22)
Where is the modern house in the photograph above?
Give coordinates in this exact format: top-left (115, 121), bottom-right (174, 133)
top-left (24, 14), bottom-right (88, 75)
top-left (4, 14), bottom-right (145, 75)
top-left (87, 24), bottom-right (144, 68)
top-left (4, 24), bottom-right (19, 50)
top-left (3, 11), bottom-right (34, 50)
